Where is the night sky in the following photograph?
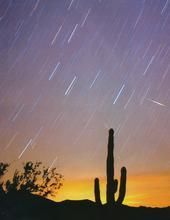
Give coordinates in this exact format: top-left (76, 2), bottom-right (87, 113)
top-left (0, 0), bottom-right (170, 206)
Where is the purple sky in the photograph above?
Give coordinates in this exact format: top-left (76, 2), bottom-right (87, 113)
top-left (0, 0), bottom-right (170, 181)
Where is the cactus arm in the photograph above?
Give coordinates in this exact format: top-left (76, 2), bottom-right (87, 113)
top-left (94, 178), bottom-right (102, 205)
top-left (116, 166), bottom-right (127, 205)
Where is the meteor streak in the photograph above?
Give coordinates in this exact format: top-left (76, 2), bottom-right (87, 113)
top-left (147, 98), bottom-right (166, 107)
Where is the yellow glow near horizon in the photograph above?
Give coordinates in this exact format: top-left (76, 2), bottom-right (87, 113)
top-left (53, 172), bottom-right (170, 207)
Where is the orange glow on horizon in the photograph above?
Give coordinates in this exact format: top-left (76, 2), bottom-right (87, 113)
top-left (53, 172), bottom-right (170, 207)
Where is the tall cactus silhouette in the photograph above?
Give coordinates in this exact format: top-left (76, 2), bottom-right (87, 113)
top-left (94, 128), bottom-right (127, 206)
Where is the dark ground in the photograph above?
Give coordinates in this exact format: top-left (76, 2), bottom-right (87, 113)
top-left (0, 192), bottom-right (170, 220)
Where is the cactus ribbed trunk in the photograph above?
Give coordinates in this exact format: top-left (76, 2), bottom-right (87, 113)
top-left (106, 129), bottom-right (115, 205)
top-left (94, 178), bottom-right (101, 205)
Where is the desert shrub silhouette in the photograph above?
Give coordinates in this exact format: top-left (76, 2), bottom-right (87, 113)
top-left (0, 162), bottom-right (9, 195)
top-left (0, 163), bottom-right (9, 178)
top-left (0, 161), bottom-right (63, 198)
top-left (94, 129), bottom-right (127, 206)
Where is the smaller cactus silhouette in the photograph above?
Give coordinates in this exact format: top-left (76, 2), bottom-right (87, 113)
top-left (94, 129), bottom-right (127, 206)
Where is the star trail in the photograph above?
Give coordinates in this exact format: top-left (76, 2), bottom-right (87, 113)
top-left (0, 0), bottom-right (170, 206)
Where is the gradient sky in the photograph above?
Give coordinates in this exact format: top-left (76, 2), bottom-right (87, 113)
top-left (0, 0), bottom-right (170, 207)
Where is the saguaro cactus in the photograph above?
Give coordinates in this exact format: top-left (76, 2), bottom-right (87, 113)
top-left (94, 128), bottom-right (127, 206)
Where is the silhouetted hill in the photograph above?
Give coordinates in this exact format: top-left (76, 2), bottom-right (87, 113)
top-left (0, 192), bottom-right (169, 220)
